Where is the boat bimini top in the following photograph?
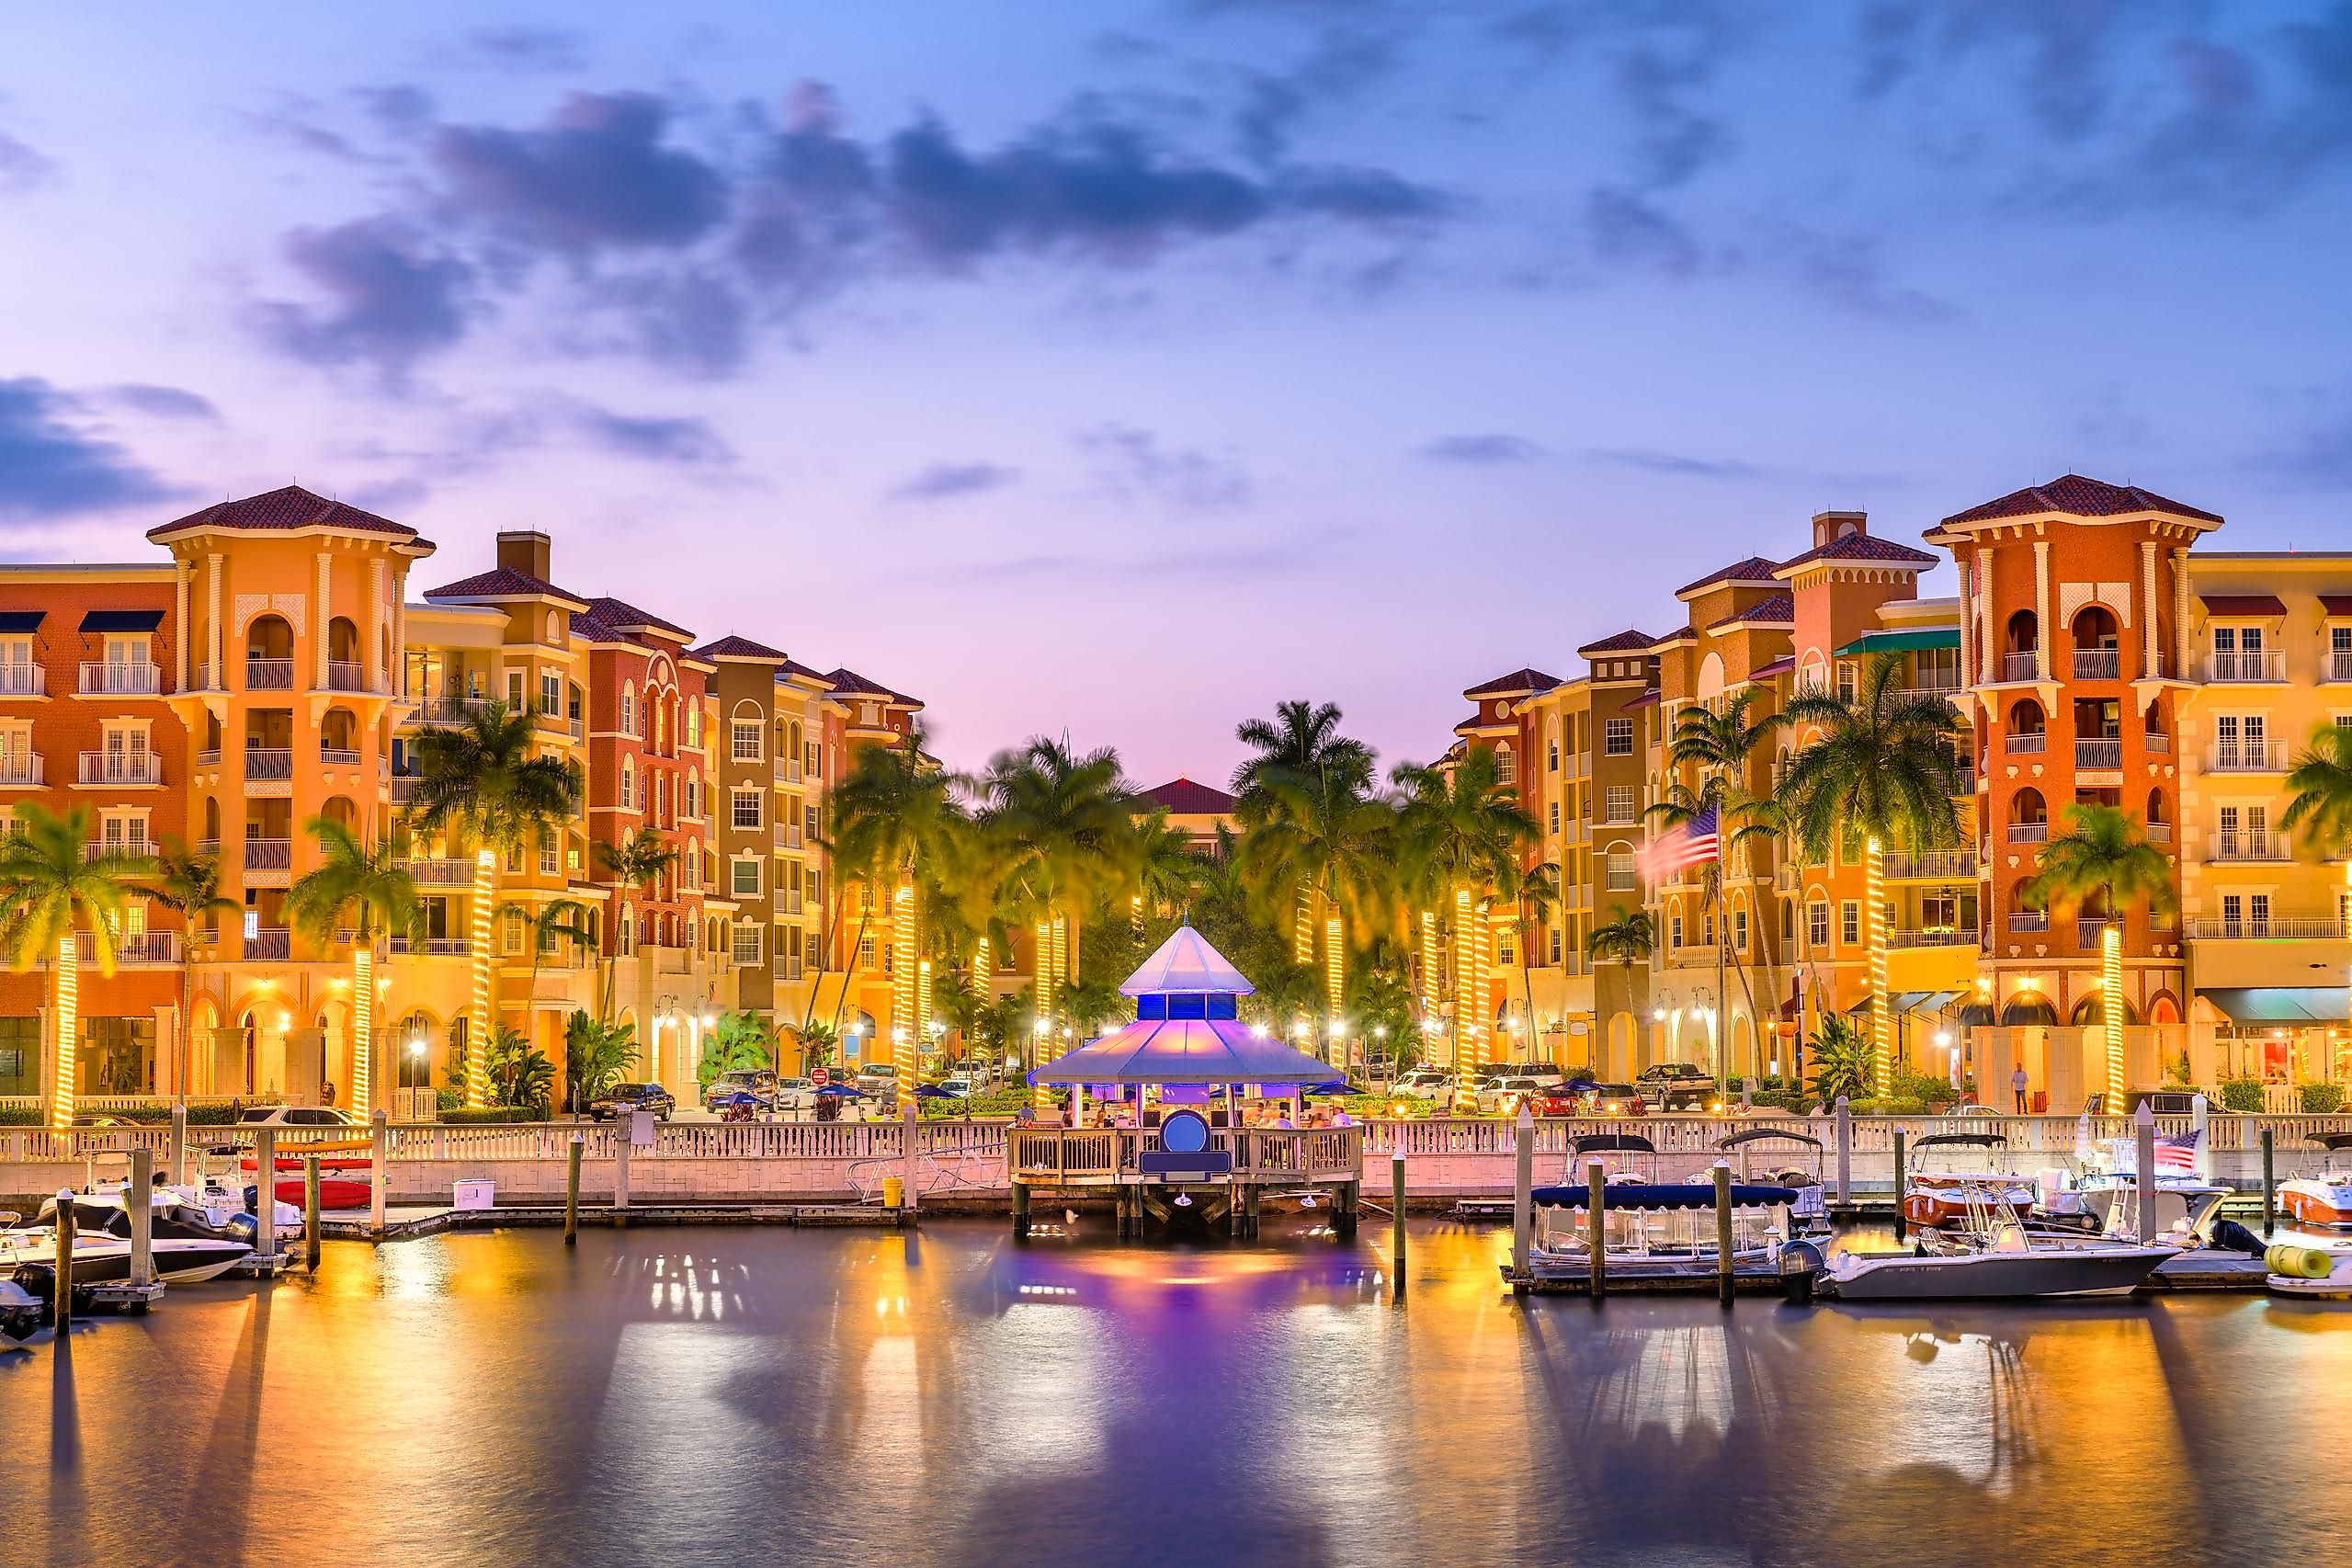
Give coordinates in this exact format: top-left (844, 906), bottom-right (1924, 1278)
top-left (1530, 1183), bottom-right (1804, 1210)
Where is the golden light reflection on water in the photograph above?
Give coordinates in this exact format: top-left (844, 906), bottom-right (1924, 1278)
top-left (2, 1221), bottom-right (2348, 1567)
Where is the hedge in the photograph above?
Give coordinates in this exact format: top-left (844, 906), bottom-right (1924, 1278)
top-left (2301, 1084), bottom-right (2346, 1115)
top-left (2219, 1078), bottom-right (2267, 1113)
top-left (437, 1107), bottom-right (550, 1124)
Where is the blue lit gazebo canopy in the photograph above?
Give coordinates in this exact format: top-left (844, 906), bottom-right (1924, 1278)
top-left (1028, 925), bottom-right (1333, 1087)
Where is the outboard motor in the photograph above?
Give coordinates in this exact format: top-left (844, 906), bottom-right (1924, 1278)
top-left (1, 1267), bottom-right (47, 1340)
top-left (1778, 1238), bottom-right (1825, 1303)
top-left (2211, 1218), bottom-right (2266, 1257)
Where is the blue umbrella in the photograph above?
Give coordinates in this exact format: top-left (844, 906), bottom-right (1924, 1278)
top-left (1303, 1081), bottom-right (1354, 1096)
top-left (1562, 1077), bottom-right (1600, 1093)
top-left (912, 1084), bottom-right (959, 1100)
top-left (814, 1083), bottom-right (865, 1097)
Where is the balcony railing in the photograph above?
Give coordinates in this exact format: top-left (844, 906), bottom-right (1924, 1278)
top-left (78, 661), bottom-right (165, 696)
top-left (243, 838), bottom-right (292, 870)
top-left (2210, 740), bottom-right (2288, 772)
top-left (2073, 648), bottom-right (2120, 680)
top-left (2212, 833), bottom-right (2288, 863)
top-left (0, 754), bottom-right (41, 786)
top-left (2007, 910), bottom-right (2050, 933)
top-left (319, 746), bottom-right (363, 766)
top-left (387, 935), bottom-right (471, 957)
top-left (1887, 927), bottom-right (1975, 949)
top-left (2005, 732), bottom-right (2047, 755)
top-left (406, 858), bottom-right (474, 887)
top-left (1883, 848), bottom-right (1979, 880)
top-left (2206, 651), bottom-right (2284, 683)
top-left (2077, 917), bottom-right (2119, 948)
top-left (2008, 821), bottom-right (2049, 844)
top-left (2148, 821), bottom-right (2173, 845)
top-left (245, 657), bottom-right (295, 690)
top-left (244, 747), bottom-right (293, 780)
top-left (0, 665), bottom-right (44, 696)
top-left (324, 661), bottom-right (376, 693)
top-left (390, 774), bottom-right (420, 804)
top-left (2145, 733), bottom-right (2171, 754)
top-left (2187, 916), bottom-right (2346, 941)
top-left (2330, 651), bottom-right (2352, 684)
top-left (2074, 737), bottom-right (2122, 769)
top-left (78, 930), bottom-right (178, 964)
top-left (78, 750), bottom-right (163, 785)
top-left (2000, 652), bottom-right (2040, 682)
top-left (244, 927), bottom-right (291, 960)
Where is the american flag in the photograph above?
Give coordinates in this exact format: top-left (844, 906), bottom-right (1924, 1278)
top-left (2155, 1132), bottom-right (2199, 1173)
top-left (1637, 802), bottom-right (1720, 884)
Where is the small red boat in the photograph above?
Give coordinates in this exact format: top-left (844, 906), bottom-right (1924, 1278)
top-left (1901, 1132), bottom-right (2034, 1229)
top-left (248, 1175), bottom-right (371, 1210)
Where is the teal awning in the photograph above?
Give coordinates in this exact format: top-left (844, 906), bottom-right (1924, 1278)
top-left (1835, 628), bottom-right (1960, 656)
top-left (2199, 988), bottom-right (2351, 1024)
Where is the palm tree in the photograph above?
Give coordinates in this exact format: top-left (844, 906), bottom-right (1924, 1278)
top-left (1778, 652), bottom-right (1966, 1096)
top-left (974, 736), bottom-right (1133, 1017)
top-left (286, 817), bottom-right (423, 1116)
top-left (1585, 909), bottom-right (1656, 966)
top-left (1239, 759), bottom-right (1401, 1036)
top-left (1132, 810), bottom-right (1206, 919)
top-left (2022, 802), bottom-right (2175, 1107)
top-left (1231, 700), bottom-right (1375, 967)
top-left (404, 700), bottom-right (583, 1107)
top-left (2282, 721), bottom-right (2352, 853)
top-left (563, 1010), bottom-right (638, 1111)
top-left (824, 724), bottom-right (965, 1054)
top-left (1392, 747), bottom-right (1533, 1107)
top-left (698, 1010), bottom-right (775, 1091)
top-left (140, 837), bottom-right (238, 1107)
top-left (505, 896), bottom-right (594, 1108)
top-left (0, 802), bottom-right (155, 1128)
top-left (594, 828), bottom-right (679, 1025)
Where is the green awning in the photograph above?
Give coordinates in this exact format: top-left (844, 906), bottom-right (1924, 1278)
top-left (1835, 628), bottom-right (1961, 656)
top-left (2199, 988), bottom-right (2351, 1024)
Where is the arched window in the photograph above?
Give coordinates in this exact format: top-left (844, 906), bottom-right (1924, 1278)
top-left (2003, 608), bottom-right (2039, 680)
top-left (2006, 698), bottom-right (2046, 756)
top-left (321, 707), bottom-right (358, 757)
top-left (2010, 786), bottom-right (2047, 843)
top-left (245, 614), bottom-right (293, 688)
top-left (327, 615), bottom-right (360, 667)
top-left (1546, 719), bottom-right (1561, 772)
top-left (620, 681), bottom-right (637, 737)
top-left (321, 795), bottom-right (357, 832)
top-left (2147, 787), bottom-right (2168, 827)
top-left (2070, 606), bottom-right (2119, 679)
top-left (619, 906), bottom-right (635, 957)
top-left (620, 762), bottom-right (636, 811)
top-left (1494, 743), bottom-right (1516, 786)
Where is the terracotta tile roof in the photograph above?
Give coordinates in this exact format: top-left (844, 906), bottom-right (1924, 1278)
top-left (148, 484), bottom-right (415, 541)
top-left (1464, 666), bottom-right (1562, 698)
top-left (1748, 653), bottom-right (1795, 678)
top-left (1577, 628), bottom-right (1656, 655)
top-left (1677, 555), bottom-right (1782, 597)
top-left (1940, 474), bottom-right (2221, 527)
top-left (1137, 777), bottom-right (1238, 814)
top-left (690, 635), bottom-right (787, 662)
top-left (2323, 596), bottom-right (2352, 618)
top-left (2199, 594), bottom-right (2287, 616)
top-left (569, 607), bottom-right (647, 647)
top-left (1623, 688), bottom-right (1661, 710)
top-left (1651, 625), bottom-right (1698, 644)
top-left (775, 659), bottom-right (834, 686)
top-left (1774, 532), bottom-right (1938, 573)
top-left (825, 666), bottom-right (899, 699)
top-left (585, 596), bottom-right (692, 639)
top-left (1707, 594), bottom-right (1793, 631)
top-left (424, 565), bottom-right (586, 607)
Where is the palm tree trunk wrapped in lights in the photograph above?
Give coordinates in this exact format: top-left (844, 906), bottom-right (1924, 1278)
top-left (2102, 923), bottom-right (2125, 1105)
top-left (0, 805), bottom-right (150, 1131)
top-left (51, 933), bottom-right (77, 1131)
top-left (1866, 835), bottom-right (1891, 1096)
top-left (2020, 803), bottom-right (2171, 1110)
top-left (892, 882), bottom-right (917, 1077)
top-left (469, 848), bottom-right (495, 1108)
top-left (351, 944), bottom-right (374, 1116)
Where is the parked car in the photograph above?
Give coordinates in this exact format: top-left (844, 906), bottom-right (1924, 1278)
top-left (589, 1083), bottom-right (675, 1121)
top-left (1476, 1075), bottom-right (1553, 1115)
top-left (235, 1105), bottom-right (365, 1129)
top-left (1394, 1069), bottom-right (1452, 1100)
top-left (1638, 1063), bottom-right (1715, 1111)
top-left (1584, 1084), bottom-right (1651, 1118)
top-left (704, 1069), bottom-right (778, 1110)
top-left (1527, 1085), bottom-right (1590, 1118)
top-left (771, 1076), bottom-right (817, 1113)
top-left (937, 1077), bottom-right (977, 1098)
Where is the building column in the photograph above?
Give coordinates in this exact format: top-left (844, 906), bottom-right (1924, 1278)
top-left (315, 551), bottom-right (333, 687)
top-left (392, 575), bottom-right (407, 698)
top-left (2140, 541), bottom-right (2159, 679)
top-left (369, 558), bottom-right (386, 692)
top-left (207, 551), bottom-right (225, 686)
top-left (1980, 547), bottom-right (1997, 683)
top-left (1957, 560), bottom-right (1974, 694)
top-left (2172, 549), bottom-right (2190, 677)
top-left (173, 560), bottom-right (190, 691)
top-left (2033, 539), bottom-right (2051, 679)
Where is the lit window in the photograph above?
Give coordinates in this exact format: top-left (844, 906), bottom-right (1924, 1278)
top-left (732, 924), bottom-right (762, 965)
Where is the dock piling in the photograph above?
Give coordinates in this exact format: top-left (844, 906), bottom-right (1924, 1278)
top-left (1512, 1107), bottom-right (1534, 1284)
top-left (1892, 1131), bottom-right (1906, 1240)
top-left (2260, 1128), bottom-right (2276, 1238)
top-left (1012, 1180), bottom-right (1031, 1239)
top-left (1713, 1165), bottom-right (1734, 1308)
top-left (1834, 1096), bottom-right (1851, 1208)
top-left (1586, 1160), bottom-right (1606, 1302)
top-left (129, 1147), bottom-right (154, 1289)
top-left (53, 1189), bottom-right (75, 1330)
top-left (2133, 1104), bottom-right (2158, 1244)
top-left (168, 1103), bottom-right (187, 1187)
top-left (901, 1099), bottom-right (920, 1218)
top-left (303, 1156), bottom-right (323, 1269)
top-left (1390, 1149), bottom-right (1406, 1297)
top-left (565, 1133), bottom-right (583, 1245)
top-left (614, 1119), bottom-right (631, 1215)
top-left (253, 1128), bottom-right (278, 1265)
top-left (369, 1109), bottom-right (388, 1238)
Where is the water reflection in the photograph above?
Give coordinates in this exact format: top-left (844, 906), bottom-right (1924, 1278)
top-left (0, 1221), bottom-right (2344, 1567)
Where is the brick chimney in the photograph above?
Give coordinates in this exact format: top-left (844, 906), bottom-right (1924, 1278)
top-left (1811, 510), bottom-right (1867, 549)
top-left (496, 529), bottom-right (552, 581)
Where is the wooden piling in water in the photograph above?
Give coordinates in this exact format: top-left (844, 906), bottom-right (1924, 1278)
top-left (253, 1128), bottom-right (278, 1264)
top-left (1834, 1096), bottom-right (1851, 1207)
top-left (53, 1190), bottom-right (75, 1330)
top-left (129, 1148), bottom-right (154, 1289)
top-left (1012, 1180), bottom-right (1031, 1238)
top-left (1586, 1161), bottom-right (1606, 1301)
top-left (168, 1104), bottom-right (187, 1188)
top-left (1391, 1150), bottom-right (1407, 1296)
top-left (1892, 1131), bottom-right (1906, 1240)
top-left (2261, 1128), bottom-right (2276, 1238)
top-left (369, 1109), bottom-right (389, 1238)
top-left (1714, 1165), bottom-right (1734, 1308)
top-left (303, 1156), bottom-right (323, 1270)
top-left (565, 1134), bottom-right (583, 1246)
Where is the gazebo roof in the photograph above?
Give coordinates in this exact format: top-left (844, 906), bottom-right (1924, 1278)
top-left (1119, 925), bottom-right (1255, 997)
top-left (1028, 1019), bottom-right (1336, 1086)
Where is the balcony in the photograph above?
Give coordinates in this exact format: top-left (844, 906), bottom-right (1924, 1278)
top-left (2187, 916), bottom-right (2346, 941)
top-left (319, 745), bottom-right (363, 766)
top-left (775, 757), bottom-right (804, 784)
top-left (2074, 737), bottom-right (2122, 769)
top-left (1888, 927), bottom-right (1975, 949)
top-left (2148, 821), bottom-right (2173, 845)
top-left (324, 661), bottom-right (377, 694)
top-left (0, 665), bottom-right (44, 697)
top-left (78, 661), bottom-right (165, 696)
top-left (387, 934), bottom-right (471, 957)
top-left (77, 750), bottom-right (163, 785)
top-left (2209, 740), bottom-right (2288, 773)
top-left (2211, 834), bottom-right (2289, 864)
top-left (390, 774), bottom-right (420, 804)
top-left (2206, 651), bottom-right (2284, 683)
top-left (2008, 821), bottom-right (2049, 844)
top-left (0, 753), bottom-right (40, 786)
top-left (2005, 732), bottom-right (2048, 755)
top-left (406, 858), bottom-right (475, 887)
top-left (243, 838), bottom-right (292, 870)
top-left (78, 930), bottom-right (178, 965)
top-left (2330, 651), bottom-right (2352, 684)
top-left (244, 747), bottom-right (293, 781)
top-left (2073, 648), bottom-right (2120, 680)
top-left (2000, 652), bottom-right (2040, 682)
top-left (2007, 910), bottom-right (2051, 933)
top-left (2077, 917), bottom-right (2118, 949)
top-left (2145, 733), bottom-right (2171, 754)
top-left (1883, 848), bottom-right (1979, 880)
top-left (244, 927), bottom-right (291, 961)
top-left (245, 657), bottom-right (295, 691)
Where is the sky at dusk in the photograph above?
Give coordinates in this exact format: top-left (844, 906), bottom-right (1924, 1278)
top-left (4, 3), bottom-right (2349, 786)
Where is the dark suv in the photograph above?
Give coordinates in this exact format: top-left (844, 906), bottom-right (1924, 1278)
top-left (1638, 1062), bottom-right (1715, 1111)
top-left (590, 1082), bottom-right (676, 1121)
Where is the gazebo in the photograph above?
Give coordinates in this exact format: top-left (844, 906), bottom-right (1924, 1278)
top-left (1013, 926), bottom-right (1363, 1238)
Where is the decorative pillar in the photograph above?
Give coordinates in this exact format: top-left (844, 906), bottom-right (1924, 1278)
top-left (2172, 549), bottom-right (2190, 678)
top-left (2032, 539), bottom-right (2051, 679)
top-left (2140, 541), bottom-right (2159, 679)
top-left (173, 560), bottom-right (190, 691)
top-left (369, 558), bottom-right (386, 692)
top-left (393, 575), bottom-right (408, 698)
top-left (1957, 560), bottom-right (1974, 695)
top-left (207, 551), bottom-right (225, 687)
top-left (1980, 547), bottom-right (1998, 684)
top-left (315, 551), bottom-right (332, 688)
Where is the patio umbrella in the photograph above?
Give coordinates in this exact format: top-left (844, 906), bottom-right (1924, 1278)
top-left (814, 1084), bottom-right (866, 1098)
top-left (1562, 1077), bottom-right (1600, 1093)
top-left (912, 1084), bottom-right (960, 1100)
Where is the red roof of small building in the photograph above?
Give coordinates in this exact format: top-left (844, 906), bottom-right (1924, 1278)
top-left (1707, 594), bottom-right (1793, 631)
top-left (585, 596), bottom-right (692, 639)
top-left (1137, 777), bottom-right (1238, 815)
top-left (424, 565), bottom-right (587, 607)
top-left (1464, 667), bottom-right (1561, 698)
top-left (1677, 555), bottom-right (1783, 597)
top-left (2322, 596), bottom-right (2352, 618)
top-left (1940, 474), bottom-right (2221, 527)
top-left (690, 635), bottom-right (788, 662)
top-left (1774, 531), bottom-right (1938, 573)
top-left (1623, 689), bottom-right (1661, 710)
top-left (2199, 594), bottom-right (2287, 616)
top-left (1749, 653), bottom-right (1795, 678)
top-left (776, 659), bottom-right (834, 687)
top-left (149, 484), bottom-right (415, 541)
top-left (825, 666), bottom-right (909, 701)
top-left (1577, 629), bottom-right (1656, 655)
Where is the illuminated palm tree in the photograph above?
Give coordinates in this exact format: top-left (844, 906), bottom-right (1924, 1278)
top-left (139, 837), bottom-right (238, 1107)
top-left (1585, 909), bottom-right (1656, 965)
top-left (594, 828), bottom-right (678, 1024)
top-left (1392, 747), bottom-right (1533, 1105)
top-left (287, 817), bottom-right (422, 1115)
top-left (0, 802), bottom-right (154, 1128)
top-left (2282, 721), bottom-right (2352, 853)
top-left (1231, 699), bottom-right (1376, 966)
top-left (2022, 803), bottom-right (2173, 1106)
top-left (1777, 652), bottom-right (1965, 1096)
top-left (974, 737), bottom-right (1132, 1040)
top-left (824, 724), bottom-right (967, 1063)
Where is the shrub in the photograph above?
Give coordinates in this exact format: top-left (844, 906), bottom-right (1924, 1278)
top-left (0, 1105), bottom-right (41, 1126)
top-left (437, 1087), bottom-right (461, 1113)
top-left (438, 1107), bottom-right (548, 1124)
top-left (2219, 1078), bottom-right (2266, 1113)
top-left (2301, 1084), bottom-right (2346, 1115)
top-left (1847, 1096), bottom-right (1928, 1116)
top-left (1892, 1073), bottom-right (1961, 1108)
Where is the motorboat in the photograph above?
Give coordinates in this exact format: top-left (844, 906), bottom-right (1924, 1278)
top-left (70, 1175), bottom-right (301, 1244)
top-left (2037, 1137), bottom-right (2229, 1240)
top-left (1, 1270), bottom-right (45, 1340)
top-left (1, 1201), bottom-right (251, 1284)
top-left (1524, 1168), bottom-right (1820, 1291)
top-left (1714, 1125), bottom-right (1830, 1235)
top-left (1901, 1133), bottom-right (2036, 1229)
top-left (238, 1151), bottom-right (373, 1210)
top-left (2278, 1134), bottom-right (2352, 1229)
top-left (1828, 1219), bottom-right (2176, 1301)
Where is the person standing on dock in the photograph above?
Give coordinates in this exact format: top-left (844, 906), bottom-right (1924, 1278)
top-left (2012, 1064), bottom-right (2028, 1114)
